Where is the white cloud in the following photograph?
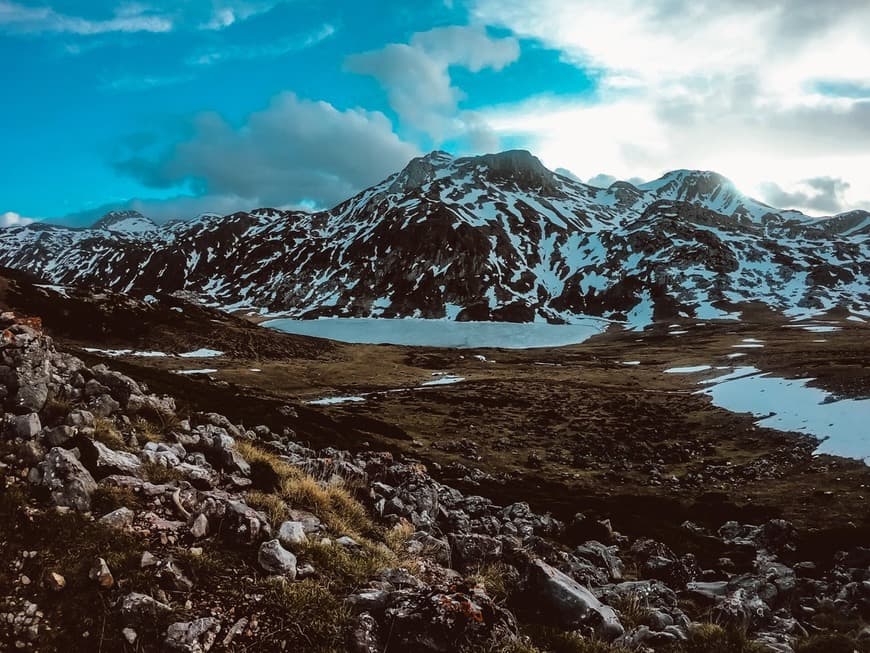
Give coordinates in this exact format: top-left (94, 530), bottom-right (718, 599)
top-left (345, 25), bottom-right (519, 143)
top-left (188, 23), bottom-right (335, 65)
top-left (0, 0), bottom-right (287, 36)
top-left (198, 1), bottom-right (287, 30)
top-left (0, 1), bottom-right (172, 34)
top-left (471, 0), bottom-right (870, 215)
top-left (52, 194), bottom-right (262, 227)
top-left (0, 211), bottom-right (36, 228)
top-left (114, 92), bottom-right (421, 209)
top-left (760, 177), bottom-right (853, 214)
top-left (100, 73), bottom-right (194, 92)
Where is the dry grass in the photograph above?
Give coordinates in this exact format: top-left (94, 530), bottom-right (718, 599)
top-left (132, 416), bottom-right (164, 444)
top-left (519, 626), bottom-right (632, 653)
top-left (93, 416), bottom-right (128, 450)
top-left (245, 490), bottom-right (289, 525)
top-left (664, 624), bottom-right (767, 653)
top-left (384, 518), bottom-right (415, 553)
top-left (299, 539), bottom-right (397, 590)
top-left (468, 562), bottom-right (517, 606)
top-left (237, 440), bottom-right (375, 540)
top-left (141, 460), bottom-right (185, 484)
top-left (610, 591), bottom-right (653, 630)
top-left (259, 578), bottom-right (351, 652)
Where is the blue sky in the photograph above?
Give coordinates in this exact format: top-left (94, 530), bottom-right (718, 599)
top-left (2, 0), bottom-right (869, 226)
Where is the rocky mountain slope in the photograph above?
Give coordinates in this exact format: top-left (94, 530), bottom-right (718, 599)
top-left (1, 151), bottom-right (868, 324)
top-left (3, 314), bottom-right (870, 652)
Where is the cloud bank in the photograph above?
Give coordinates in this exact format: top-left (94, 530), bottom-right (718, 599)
top-left (346, 25), bottom-right (519, 148)
top-left (470, 0), bottom-right (870, 214)
top-left (114, 92), bottom-right (420, 212)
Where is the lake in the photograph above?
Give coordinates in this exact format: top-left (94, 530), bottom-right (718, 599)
top-left (263, 317), bottom-right (612, 349)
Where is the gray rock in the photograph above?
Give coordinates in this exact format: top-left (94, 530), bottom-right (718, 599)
top-left (99, 507), bottom-right (135, 529)
top-left (18, 439), bottom-right (44, 464)
top-left (448, 533), bottom-right (503, 570)
top-left (44, 425), bottom-right (75, 447)
top-left (257, 539), bottom-right (297, 577)
top-left (407, 532), bottom-right (451, 566)
top-left (277, 521), bottom-right (308, 549)
top-left (526, 559), bottom-right (624, 641)
top-left (65, 409), bottom-right (95, 429)
top-left (164, 617), bottom-right (221, 653)
top-left (190, 513), bottom-right (209, 539)
top-left (89, 393), bottom-right (120, 418)
top-left (38, 447), bottom-right (97, 511)
top-left (157, 559), bottom-right (194, 593)
top-left (90, 364), bottom-right (142, 405)
top-left (119, 592), bottom-right (172, 625)
top-left (574, 540), bottom-right (625, 581)
top-left (346, 589), bottom-right (390, 615)
top-left (9, 413), bottom-right (40, 439)
top-left (348, 612), bottom-right (381, 653)
top-left (127, 393), bottom-right (176, 418)
top-left (89, 557), bottom-right (114, 588)
top-left (337, 536), bottom-right (361, 549)
top-left (80, 439), bottom-right (141, 479)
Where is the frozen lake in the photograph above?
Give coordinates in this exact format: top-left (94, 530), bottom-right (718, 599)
top-left (698, 367), bottom-right (870, 463)
top-left (263, 317), bottom-right (611, 349)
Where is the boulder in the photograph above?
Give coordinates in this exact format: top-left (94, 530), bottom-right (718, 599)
top-left (38, 447), bottom-right (97, 511)
top-left (381, 582), bottom-right (518, 652)
top-left (65, 409), bottom-right (95, 429)
top-left (9, 413), bottom-right (40, 439)
top-left (346, 589), bottom-right (390, 615)
top-left (99, 507), bottom-right (135, 530)
top-left (44, 425), bottom-right (75, 447)
top-left (277, 521), bottom-right (308, 549)
top-left (89, 393), bottom-right (120, 418)
top-left (348, 612), bottom-right (382, 653)
top-left (119, 592), bottom-right (172, 625)
top-left (0, 327), bottom-right (52, 412)
top-left (90, 364), bottom-right (142, 405)
top-left (257, 539), bottom-right (297, 577)
top-left (164, 618), bottom-right (221, 653)
top-left (80, 439), bottom-right (142, 479)
top-left (448, 533), bottom-right (503, 570)
top-left (525, 559), bottom-right (624, 641)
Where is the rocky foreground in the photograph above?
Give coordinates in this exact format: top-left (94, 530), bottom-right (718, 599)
top-left (1, 315), bottom-right (868, 652)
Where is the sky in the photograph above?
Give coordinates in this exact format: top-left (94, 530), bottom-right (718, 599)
top-left (2, 0), bottom-right (870, 227)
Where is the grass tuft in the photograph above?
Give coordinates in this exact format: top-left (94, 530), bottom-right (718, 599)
top-left (93, 417), bottom-right (128, 450)
top-left (141, 460), bottom-right (184, 484)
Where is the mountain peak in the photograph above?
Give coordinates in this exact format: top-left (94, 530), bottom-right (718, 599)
top-left (640, 169), bottom-right (735, 193)
top-left (91, 210), bottom-right (158, 234)
top-left (463, 149), bottom-right (561, 195)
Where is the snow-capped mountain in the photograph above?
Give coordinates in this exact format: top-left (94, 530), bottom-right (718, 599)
top-left (90, 210), bottom-right (158, 236)
top-left (0, 150), bottom-right (867, 325)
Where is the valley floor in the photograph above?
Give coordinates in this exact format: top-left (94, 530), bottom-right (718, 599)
top-left (67, 307), bottom-right (870, 556)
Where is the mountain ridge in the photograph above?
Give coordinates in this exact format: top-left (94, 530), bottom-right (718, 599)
top-left (0, 150), bottom-right (867, 325)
